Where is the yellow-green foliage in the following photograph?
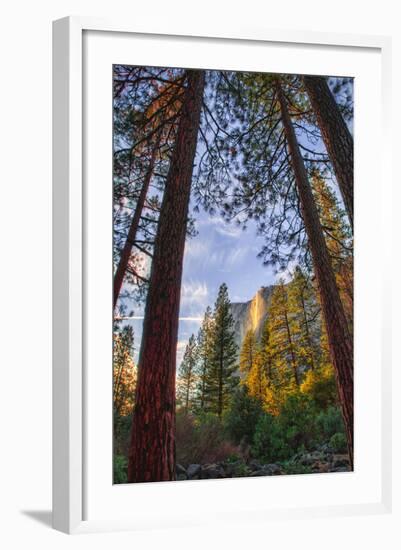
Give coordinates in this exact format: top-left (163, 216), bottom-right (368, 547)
top-left (240, 268), bottom-right (337, 417)
top-left (301, 365), bottom-right (338, 409)
top-left (113, 326), bottom-right (136, 417)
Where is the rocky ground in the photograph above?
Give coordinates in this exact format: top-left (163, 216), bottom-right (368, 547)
top-left (176, 448), bottom-right (351, 481)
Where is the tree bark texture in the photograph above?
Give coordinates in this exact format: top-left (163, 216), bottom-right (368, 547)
top-left (128, 70), bottom-right (205, 483)
top-left (303, 75), bottom-right (354, 229)
top-left (276, 81), bottom-right (354, 467)
top-left (113, 130), bottom-right (163, 309)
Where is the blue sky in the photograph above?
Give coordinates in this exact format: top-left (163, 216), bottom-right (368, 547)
top-left (117, 73), bottom-right (353, 366)
top-left (122, 203), bottom-right (277, 365)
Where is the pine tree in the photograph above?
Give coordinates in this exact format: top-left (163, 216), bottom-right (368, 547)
top-left (303, 75), bottom-right (354, 229)
top-left (265, 281), bottom-right (300, 406)
top-left (311, 171), bottom-right (353, 325)
top-left (113, 325), bottom-right (136, 417)
top-left (239, 329), bottom-right (258, 376)
top-left (113, 135), bottom-right (160, 309)
top-left (177, 334), bottom-right (198, 413)
top-left (275, 79), bottom-right (353, 466)
top-left (259, 319), bottom-right (273, 385)
top-left (287, 266), bottom-right (321, 372)
top-left (195, 72), bottom-right (354, 465)
top-left (240, 328), bottom-right (268, 402)
top-left (301, 321), bottom-right (339, 410)
top-left (128, 70), bottom-right (205, 483)
top-left (195, 306), bottom-right (214, 410)
top-left (204, 283), bottom-right (239, 418)
top-left (113, 70), bottom-right (184, 309)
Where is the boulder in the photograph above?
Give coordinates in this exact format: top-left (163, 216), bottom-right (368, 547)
top-left (299, 451), bottom-right (324, 466)
top-left (222, 460), bottom-right (242, 477)
top-left (249, 459), bottom-right (262, 471)
top-left (250, 470), bottom-right (267, 477)
top-left (311, 461), bottom-right (330, 473)
top-left (187, 464), bottom-right (201, 479)
top-left (332, 454), bottom-right (350, 469)
top-left (176, 464), bottom-right (187, 476)
top-left (200, 464), bottom-right (225, 479)
top-left (263, 463), bottom-right (282, 475)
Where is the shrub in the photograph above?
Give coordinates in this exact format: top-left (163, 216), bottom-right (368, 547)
top-left (251, 413), bottom-right (289, 463)
top-left (329, 432), bottom-right (347, 453)
top-left (301, 365), bottom-right (338, 409)
top-left (113, 454), bottom-right (128, 484)
top-left (224, 386), bottom-right (264, 445)
top-left (316, 406), bottom-right (345, 440)
top-left (278, 393), bottom-right (317, 451)
top-left (251, 393), bottom-right (318, 463)
top-left (113, 412), bottom-right (132, 455)
top-left (176, 411), bottom-right (238, 465)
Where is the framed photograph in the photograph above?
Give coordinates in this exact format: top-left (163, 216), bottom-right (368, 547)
top-left (52, 16), bottom-right (392, 534)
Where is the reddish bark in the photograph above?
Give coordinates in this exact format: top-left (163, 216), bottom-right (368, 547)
top-left (303, 76), bottom-right (354, 229)
top-left (276, 81), bottom-right (354, 467)
top-left (128, 70), bottom-right (205, 483)
top-left (113, 140), bottom-right (159, 309)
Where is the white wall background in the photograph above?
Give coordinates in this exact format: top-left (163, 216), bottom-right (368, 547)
top-left (0, 0), bottom-right (399, 548)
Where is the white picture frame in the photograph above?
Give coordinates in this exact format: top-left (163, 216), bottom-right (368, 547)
top-left (52, 16), bottom-right (392, 534)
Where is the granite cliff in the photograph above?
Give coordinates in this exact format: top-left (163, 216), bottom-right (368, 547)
top-left (230, 286), bottom-right (274, 350)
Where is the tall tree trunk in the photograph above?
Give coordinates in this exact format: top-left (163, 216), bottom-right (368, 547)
top-left (300, 294), bottom-right (315, 370)
top-left (200, 362), bottom-right (206, 410)
top-left (303, 75), bottom-right (354, 229)
top-left (218, 341), bottom-right (224, 418)
top-left (113, 135), bottom-right (160, 309)
top-left (128, 70), bottom-right (205, 483)
top-left (276, 81), bottom-right (354, 467)
top-left (184, 370), bottom-right (192, 414)
top-left (284, 311), bottom-right (300, 386)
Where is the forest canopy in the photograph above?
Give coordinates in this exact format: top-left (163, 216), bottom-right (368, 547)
top-left (112, 66), bottom-right (353, 483)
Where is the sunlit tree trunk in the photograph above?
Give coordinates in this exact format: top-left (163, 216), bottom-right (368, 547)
top-left (303, 76), bottom-right (354, 229)
top-left (276, 80), bottom-right (354, 467)
top-left (300, 294), bottom-right (315, 371)
top-left (128, 70), bottom-right (205, 483)
top-left (284, 311), bottom-right (300, 386)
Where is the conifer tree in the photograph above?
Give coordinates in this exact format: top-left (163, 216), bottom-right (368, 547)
top-left (204, 283), bottom-right (239, 418)
top-left (240, 329), bottom-right (269, 402)
top-left (239, 329), bottom-right (258, 376)
top-left (303, 75), bottom-right (354, 228)
top-left (113, 70), bottom-right (185, 309)
top-left (287, 267), bottom-right (321, 372)
top-left (275, 79), bottom-right (353, 466)
top-left (244, 354), bottom-right (269, 403)
top-left (195, 306), bottom-right (214, 410)
top-left (311, 171), bottom-right (353, 324)
top-left (113, 325), bottom-right (136, 418)
top-left (266, 280), bottom-right (300, 391)
top-left (195, 71), bottom-right (354, 465)
top-left (177, 334), bottom-right (198, 413)
top-left (259, 319), bottom-right (273, 386)
top-left (128, 70), bottom-right (205, 483)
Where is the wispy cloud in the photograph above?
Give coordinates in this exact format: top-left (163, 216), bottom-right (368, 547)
top-left (200, 216), bottom-right (243, 238)
top-left (184, 238), bottom-right (209, 259)
top-left (180, 279), bottom-right (210, 317)
top-left (225, 246), bottom-right (248, 267)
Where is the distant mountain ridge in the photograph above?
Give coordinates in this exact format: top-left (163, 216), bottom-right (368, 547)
top-left (230, 286), bottom-right (274, 351)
